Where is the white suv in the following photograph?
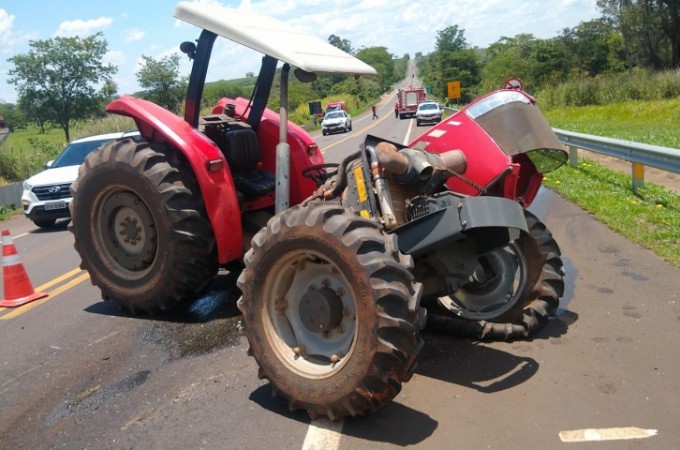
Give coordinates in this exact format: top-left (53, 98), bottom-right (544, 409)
top-left (22, 131), bottom-right (139, 228)
top-left (415, 101), bottom-right (442, 126)
top-left (321, 110), bottom-right (352, 136)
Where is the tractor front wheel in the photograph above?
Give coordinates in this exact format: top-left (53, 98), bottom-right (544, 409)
top-left (237, 202), bottom-right (424, 420)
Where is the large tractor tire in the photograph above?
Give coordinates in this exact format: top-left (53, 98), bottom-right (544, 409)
top-left (432, 210), bottom-right (565, 340)
top-left (69, 137), bottom-right (217, 314)
top-left (237, 202), bottom-right (425, 420)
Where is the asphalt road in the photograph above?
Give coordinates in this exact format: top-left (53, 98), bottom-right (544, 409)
top-left (1, 94), bottom-right (679, 449)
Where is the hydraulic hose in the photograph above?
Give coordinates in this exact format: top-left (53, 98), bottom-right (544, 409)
top-left (324, 150), bottom-right (362, 200)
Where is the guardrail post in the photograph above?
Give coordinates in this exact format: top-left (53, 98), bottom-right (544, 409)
top-left (632, 162), bottom-right (644, 192)
top-left (568, 145), bottom-right (578, 167)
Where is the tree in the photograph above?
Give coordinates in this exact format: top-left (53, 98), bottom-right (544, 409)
top-left (136, 54), bottom-right (186, 113)
top-left (559, 20), bottom-right (620, 76)
top-left (355, 46), bottom-right (397, 93)
top-left (421, 26), bottom-right (480, 101)
top-left (101, 79), bottom-right (118, 102)
top-left (7, 32), bottom-right (117, 142)
top-left (436, 25), bottom-right (468, 52)
top-left (328, 34), bottom-right (354, 55)
top-left (18, 89), bottom-right (50, 134)
top-left (597, 0), bottom-right (677, 69)
top-left (658, 0), bottom-right (680, 67)
top-left (481, 35), bottom-right (537, 91)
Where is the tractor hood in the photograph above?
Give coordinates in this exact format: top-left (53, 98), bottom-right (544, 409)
top-left (174, 2), bottom-right (377, 77)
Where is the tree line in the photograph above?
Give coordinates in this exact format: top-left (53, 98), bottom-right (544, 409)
top-left (419, 0), bottom-right (680, 103)
top-left (1, 29), bottom-right (405, 142)
top-left (2, 0), bottom-right (677, 141)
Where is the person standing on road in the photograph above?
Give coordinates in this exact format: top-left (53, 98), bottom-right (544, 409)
top-left (394, 102), bottom-right (399, 118)
top-left (371, 104), bottom-right (378, 120)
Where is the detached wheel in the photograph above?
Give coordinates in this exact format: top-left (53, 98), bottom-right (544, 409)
top-left (438, 240), bottom-right (529, 321)
top-left (434, 210), bottom-right (565, 339)
top-left (237, 202), bottom-right (424, 420)
top-left (69, 137), bottom-right (217, 314)
top-left (511, 210), bottom-right (565, 330)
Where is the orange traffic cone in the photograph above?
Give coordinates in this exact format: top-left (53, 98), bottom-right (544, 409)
top-left (0, 229), bottom-right (48, 307)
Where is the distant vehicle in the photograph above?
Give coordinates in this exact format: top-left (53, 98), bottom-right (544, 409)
top-left (397, 87), bottom-right (426, 119)
top-left (321, 110), bottom-right (352, 135)
top-left (415, 101), bottom-right (442, 126)
top-left (325, 100), bottom-right (346, 113)
top-left (308, 100), bottom-right (324, 122)
top-left (21, 131), bottom-right (140, 228)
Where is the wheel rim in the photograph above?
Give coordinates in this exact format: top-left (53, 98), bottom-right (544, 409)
top-left (97, 190), bottom-right (157, 274)
top-left (439, 243), bottom-right (527, 320)
top-left (263, 249), bottom-right (357, 378)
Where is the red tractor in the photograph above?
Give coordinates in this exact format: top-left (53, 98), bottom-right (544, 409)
top-left (70, 3), bottom-right (566, 419)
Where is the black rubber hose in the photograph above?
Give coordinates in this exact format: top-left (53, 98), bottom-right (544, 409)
top-left (326, 150), bottom-right (362, 200)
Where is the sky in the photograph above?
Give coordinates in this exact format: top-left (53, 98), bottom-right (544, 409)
top-left (0, 0), bottom-right (602, 104)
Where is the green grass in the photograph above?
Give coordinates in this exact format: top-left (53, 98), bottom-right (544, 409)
top-left (0, 204), bottom-right (21, 221)
top-left (0, 115), bottom-right (136, 182)
top-left (544, 159), bottom-right (680, 268)
top-left (542, 97), bottom-right (680, 268)
top-left (543, 98), bottom-right (680, 149)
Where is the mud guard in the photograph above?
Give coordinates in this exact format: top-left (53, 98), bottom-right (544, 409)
top-left (106, 95), bottom-right (243, 264)
top-left (395, 196), bottom-right (528, 257)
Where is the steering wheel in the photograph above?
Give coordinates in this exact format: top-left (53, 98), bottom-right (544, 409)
top-left (302, 163), bottom-right (339, 187)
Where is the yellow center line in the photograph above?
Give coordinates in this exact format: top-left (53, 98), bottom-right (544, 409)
top-left (0, 270), bottom-right (90, 320)
top-left (36, 267), bottom-right (85, 291)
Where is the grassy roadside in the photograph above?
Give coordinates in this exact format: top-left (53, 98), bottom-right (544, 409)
top-left (543, 98), bottom-right (680, 149)
top-left (541, 99), bottom-right (680, 268)
top-left (544, 158), bottom-right (680, 268)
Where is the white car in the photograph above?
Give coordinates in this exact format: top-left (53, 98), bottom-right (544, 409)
top-left (21, 130), bottom-right (140, 228)
top-left (415, 101), bottom-right (442, 126)
top-left (321, 110), bottom-right (352, 136)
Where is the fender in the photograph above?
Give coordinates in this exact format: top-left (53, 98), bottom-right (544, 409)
top-left (106, 95), bottom-right (242, 264)
top-left (394, 196), bottom-right (528, 257)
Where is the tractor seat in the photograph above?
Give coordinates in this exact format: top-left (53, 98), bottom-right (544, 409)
top-left (222, 128), bottom-right (275, 198)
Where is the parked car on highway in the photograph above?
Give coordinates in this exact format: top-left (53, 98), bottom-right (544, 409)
top-left (21, 130), bottom-right (140, 228)
top-left (415, 101), bottom-right (442, 126)
top-left (321, 110), bottom-right (352, 135)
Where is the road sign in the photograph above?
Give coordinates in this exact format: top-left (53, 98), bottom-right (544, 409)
top-left (504, 77), bottom-right (523, 90)
top-left (447, 81), bottom-right (461, 99)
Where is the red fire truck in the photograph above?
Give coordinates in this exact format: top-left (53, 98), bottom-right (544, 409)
top-left (396, 87), bottom-right (426, 119)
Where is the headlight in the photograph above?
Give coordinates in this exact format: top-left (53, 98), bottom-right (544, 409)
top-left (23, 180), bottom-right (32, 190)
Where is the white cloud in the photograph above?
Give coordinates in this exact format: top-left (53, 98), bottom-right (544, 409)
top-left (124, 27), bottom-right (144, 43)
top-left (104, 50), bottom-right (126, 67)
top-left (0, 8), bottom-right (38, 54)
top-left (55, 17), bottom-right (113, 37)
top-left (0, 9), bottom-right (15, 46)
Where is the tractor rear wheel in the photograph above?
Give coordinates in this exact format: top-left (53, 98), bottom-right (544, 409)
top-left (435, 210), bottom-right (565, 339)
top-left (237, 202), bottom-right (424, 420)
top-left (69, 137), bottom-right (217, 314)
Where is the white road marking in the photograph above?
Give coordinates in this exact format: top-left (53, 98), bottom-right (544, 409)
top-left (403, 116), bottom-right (415, 146)
top-left (302, 418), bottom-right (344, 450)
top-left (559, 427), bottom-right (658, 443)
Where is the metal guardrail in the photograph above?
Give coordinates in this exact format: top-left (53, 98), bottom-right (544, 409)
top-left (553, 128), bottom-right (680, 191)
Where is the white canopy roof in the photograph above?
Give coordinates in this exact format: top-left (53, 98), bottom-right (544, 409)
top-left (174, 2), bottom-right (377, 76)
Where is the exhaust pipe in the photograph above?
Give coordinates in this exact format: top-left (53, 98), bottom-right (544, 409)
top-left (375, 141), bottom-right (466, 185)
